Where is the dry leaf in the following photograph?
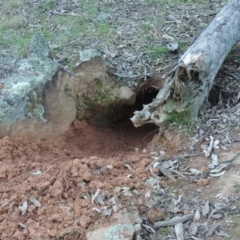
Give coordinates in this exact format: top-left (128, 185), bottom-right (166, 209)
top-left (145, 191), bottom-right (151, 198)
top-left (175, 222), bottom-right (184, 240)
top-left (29, 196), bottom-right (41, 208)
top-left (92, 207), bottom-right (101, 213)
top-left (215, 229), bottom-right (231, 238)
top-left (112, 205), bottom-right (118, 212)
top-left (211, 154), bottom-right (218, 164)
top-left (210, 214), bottom-right (223, 219)
top-left (202, 200), bottom-right (209, 217)
top-left (125, 164), bottom-right (132, 170)
top-left (189, 222), bottom-right (198, 235)
top-left (193, 209), bottom-right (200, 222)
top-left (19, 201), bottom-right (28, 215)
top-left (189, 168), bottom-right (202, 175)
top-left (91, 189), bottom-right (101, 203)
top-left (209, 170), bottom-right (226, 177)
top-left (77, 182), bottom-right (86, 188)
top-left (30, 170), bottom-right (42, 175)
top-left (18, 222), bottom-right (26, 228)
top-left (101, 208), bottom-right (112, 217)
top-left (213, 139), bottom-right (220, 149)
top-left (158, 165), bottom-right (177, 182)
top-left (203, 136), bottom-right (214, 157)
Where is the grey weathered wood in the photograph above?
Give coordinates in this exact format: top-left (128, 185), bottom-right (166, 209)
top-left (154, 214), bottom-right (194, 228)
top-left (131, 0), bottom-right (240, 127)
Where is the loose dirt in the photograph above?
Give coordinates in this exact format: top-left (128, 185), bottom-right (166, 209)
top-left (0, 118), bottom-right (159, 239)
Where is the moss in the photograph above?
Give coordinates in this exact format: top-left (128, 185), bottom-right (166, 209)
top-left (83, 79), bottom-right (115, 110)
top-left (83, 95), bottom-right (96, 109)
top-left (165, 110), bottom-right (191, 125)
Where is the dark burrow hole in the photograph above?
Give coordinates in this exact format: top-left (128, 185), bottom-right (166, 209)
top-left (208, 86), bottom-right (221, 106)
top-left (70, 88), bottom-right (160, 157)
top-left (109, 88), bottom-right (160, 147)
top-left (208, 85), bottom-right (235, 107)
top-left (113, 88), bottom-right (159, 122)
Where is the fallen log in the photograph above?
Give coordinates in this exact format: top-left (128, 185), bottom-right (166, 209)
top-left (131, 0), bottom-right (240, 127)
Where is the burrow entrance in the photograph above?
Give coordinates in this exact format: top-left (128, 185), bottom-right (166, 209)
top-left (68, 88), bottom-right (159, 158)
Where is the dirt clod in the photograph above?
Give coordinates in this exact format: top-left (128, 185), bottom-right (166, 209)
top-left (197, 178), bottom-right (210, 187)
top-left (147, 208), bottom-right (165, 222)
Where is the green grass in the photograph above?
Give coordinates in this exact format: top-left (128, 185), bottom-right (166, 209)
top-left (141, 46), bottom-right (169, 59)
top-left (39, 0), bottom-right (55, 13)
top-left (179, 41), bottom-right (189, 51)
top-left (145, 0), bottom-right (194, 2)
top-left (54, 15), bottom-right (88, 39)
top-left (82, 2), bottom-right (98, 16)
top-left (0, 0), bottom-right (228, 63)
top-left (230, 216), bottom-right (240, 228)
top-left (1, 15), bottom-right (24, 30)
top-left (94, 22), bottom-right (111, 36)
top-left (0, 0), bottom-right (28, 54)
top-left (2, 0), bottom-right (23, 12)
top-left (1, 0), bottom-right (24, 29)
top-left (157, 226), bottom-right (170, 237)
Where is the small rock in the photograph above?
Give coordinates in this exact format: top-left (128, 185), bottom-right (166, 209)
top-left (80, 49), bottom-right (101, 62)
top-left (105, 224), bottom-right (135, 240)
top-left (87, 224), bottom-right (135, 240)
top-left (134, 223), bottom-right (142, 234)
top-left (29, 34), bottom-right (52, 58)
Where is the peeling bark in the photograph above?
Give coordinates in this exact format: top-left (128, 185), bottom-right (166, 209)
top-left (131, 0), bottom-right (240, 127)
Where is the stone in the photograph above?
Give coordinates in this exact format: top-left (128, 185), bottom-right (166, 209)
top-left (86, 208), bottom-right (141, 240)
top-left (86, 224), bottom-right (135, 240)
top-left (29, 34), bottom-right (52, 58)
top-left (72, 57), bottom-right (136, 126)
top-left (105, 224), bottom-right (135, 240)
top-left (0, 35), bottom-right (76, 138)
top-left (118, 87), bottom-right (136, 105)
top-left (80, 49), bottom-right (101, 62)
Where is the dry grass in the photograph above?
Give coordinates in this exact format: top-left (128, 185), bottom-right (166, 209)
top-left (1, 14), bottom-right (24, 30)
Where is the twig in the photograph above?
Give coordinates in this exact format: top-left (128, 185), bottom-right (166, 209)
top-left (203, 135), bottom-right (214, 157)
top-left (142, 129), bottom-right (159, 141)
top-left (192, 132), bottom-right (209, 148)
top-left (1, 198), bottom-right (14, 208)
top-left (42, 165), bottom-right (54, 175)
top-left (0, 194), bottom-right (18, 208)
top-left (154, 213), bottom-right (194, 228)
top-left (62, 176), bottom-right (69, 193)
top-left (52, 38), bottom-right (80, 50)
top-left (207, 224), bottom-right (222, 236)
top-left (116, 136), bottom-right (130, 146)
top-left (202, 151), bottom-right (240, 178)
top-left (169, 169), bottom-right (187, 180)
